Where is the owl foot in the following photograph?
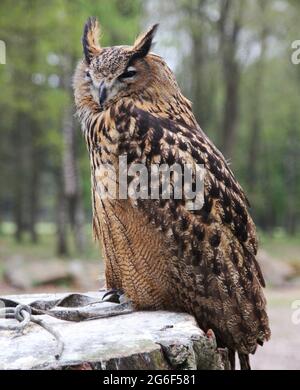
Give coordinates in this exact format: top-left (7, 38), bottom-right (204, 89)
top-left (206, 329), bottom-right (216, 341)
top-left (102, 288), bottom-right (131, 304)
top-left (95, 300), bottom-right (133, 319)
top-left (102, 288), bottom-right (125, 303)
top-left (83, 289), bottom-right (133, 318)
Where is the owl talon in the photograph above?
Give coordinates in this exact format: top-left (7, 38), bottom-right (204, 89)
top-left (206, 329), bottom-right (216, 340)
top-left (94, 300), bottom-right (134, 319)
top-left (102, 289), bottom-right (125, 303)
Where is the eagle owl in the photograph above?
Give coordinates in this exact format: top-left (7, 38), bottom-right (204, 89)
top-left (73, 17), bottom-right (270, 370)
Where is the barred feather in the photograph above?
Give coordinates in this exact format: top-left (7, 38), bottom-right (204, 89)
top-left (73, 18), bottom-right (270, 368)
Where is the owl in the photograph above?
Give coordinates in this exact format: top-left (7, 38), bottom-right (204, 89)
top-left (73, 17), bottom-right (270, 370)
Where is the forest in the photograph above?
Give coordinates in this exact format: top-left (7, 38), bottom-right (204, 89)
top-left (0, 0), bottom-right (299, 256)
top-left (1, 0), bottom-right (300, 370)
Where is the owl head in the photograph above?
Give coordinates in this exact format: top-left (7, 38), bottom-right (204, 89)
top-left (79, 17), bottom-right (162, 109)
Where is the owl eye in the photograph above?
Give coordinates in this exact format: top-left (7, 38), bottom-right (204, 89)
top-left (85, 69), bottom-right (91, 80)
top-left (119, 67), bottom-right (137, 80)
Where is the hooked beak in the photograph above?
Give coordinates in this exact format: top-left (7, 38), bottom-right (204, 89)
top-left (99, 80), bottom-right (107, 108)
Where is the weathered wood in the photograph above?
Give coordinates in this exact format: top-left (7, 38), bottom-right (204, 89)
top-left (0, 292), bottom-right (229, 370)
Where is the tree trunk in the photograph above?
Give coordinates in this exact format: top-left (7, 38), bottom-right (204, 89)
top-left (221, 66), bottom-right (240, 159)
top-left (62, 104), bottom-right (86, 254)
top-left (0, 291), bottom-right (229, 370)
top-left (218, 0), bottom-right (243, 159)
top-left (187, 0), bottom-right (211, 129)
top-left (28, 121), bottom-right (40, 244)
top-left (56, 174), bottom-right (69, 256)
top-left (284, 126), bottom-right (300, 234)
top-left (12, 113), bottom-right (26, 242)
top-left (247, 0), bottom-right (267, 189)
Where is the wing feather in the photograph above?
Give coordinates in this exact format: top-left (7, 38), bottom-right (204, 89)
top-left (115, 105), bottom-right (270, 352)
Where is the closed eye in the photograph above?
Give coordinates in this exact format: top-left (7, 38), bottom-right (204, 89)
top-left (118, 67), bottom-right (137, 80)
top-left (85, 69), bottom-right (92, 81)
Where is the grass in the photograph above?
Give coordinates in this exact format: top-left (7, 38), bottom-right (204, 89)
top-left (265, 287), bottom-right (300, 306)
top-left (0, 222), bottom-right (101, 264)
top-left (258, 228), bottom-right (300, 264)
top-left (0, 223), bottom-right (299, 275)
top-left (1, 222), bottom-right (299, 262)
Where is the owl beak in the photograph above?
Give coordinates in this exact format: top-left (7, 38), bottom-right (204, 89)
top-left (99, 81), bottom-right (107, 108)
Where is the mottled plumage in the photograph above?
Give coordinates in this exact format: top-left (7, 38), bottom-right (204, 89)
top-left (73, 17), bottom-right (270, 369)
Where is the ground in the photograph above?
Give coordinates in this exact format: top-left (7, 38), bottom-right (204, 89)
top-left (252, 287), bottom-right (300, 370)
top-left (0, 223), bottom-right (300, 370)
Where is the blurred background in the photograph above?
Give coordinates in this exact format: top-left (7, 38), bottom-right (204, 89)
top-left (0, 0), bottom-right (300, 369)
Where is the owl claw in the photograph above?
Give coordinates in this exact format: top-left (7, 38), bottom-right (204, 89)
top-left (206, 329), bottom-right (216, 340)
top-left (102, 289), bottom-right (125, 304)
top-left (96, 289), bottom-right (133, 318)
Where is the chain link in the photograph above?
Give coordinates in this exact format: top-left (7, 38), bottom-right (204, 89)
top-left (0, 303), bottom-right (64, 359)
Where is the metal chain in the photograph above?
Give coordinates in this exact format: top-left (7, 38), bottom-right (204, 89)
top-left (0, 304), bottom-right (64, 359)
top-left (0, 292), bottom-right (130, 361)
top-left (0, 304), bottom-right (31, 331)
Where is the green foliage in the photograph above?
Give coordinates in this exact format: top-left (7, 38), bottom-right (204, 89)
top-left (156, 0), bottom-right (300, 232)
top-left (0, 0), bottom-right (141, 224)
top-left (0, 0), bottom-right (299, 240)
top-left (0, 222), bottom-right (100, 260)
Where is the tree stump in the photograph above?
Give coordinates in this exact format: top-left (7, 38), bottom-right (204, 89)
top-left (0, 292), bottom-right (229, 370)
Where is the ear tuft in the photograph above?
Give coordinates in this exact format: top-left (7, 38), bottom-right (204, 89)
top-left (82, 17), bottom-right (101, 64)
top-left (132, 24), bottom-right (159, 60)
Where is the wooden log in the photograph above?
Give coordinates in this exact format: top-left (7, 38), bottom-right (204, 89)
top-left (0, 292), bottom-right (229, 370)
